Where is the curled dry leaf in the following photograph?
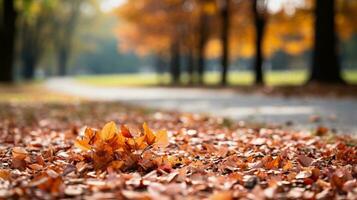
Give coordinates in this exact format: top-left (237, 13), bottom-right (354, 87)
top-left (11, 147), bottom-right (28, 170)
top-left (143, 122), bottom-right (156, 145)
top-left (121, 125), bottom-right (133, 138)
top-left (297, 154), bottom-right (314, 167)
top-left (12, 147), bottom-right (28, 159)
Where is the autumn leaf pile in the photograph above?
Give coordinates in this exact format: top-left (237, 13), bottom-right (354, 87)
top-left (0, 102), bottom-right (356, 199)
top-left (74, 121), bottom-right (169, 171)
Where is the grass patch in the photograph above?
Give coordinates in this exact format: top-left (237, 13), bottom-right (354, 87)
top-left (0, 82), bottom-right (80, 103)
top-left (75, 70), bottom-right (357, 87)
top-left (343, 70), bottom-right (357, 83)
top-left (76, 74), bottom-right (170, 87)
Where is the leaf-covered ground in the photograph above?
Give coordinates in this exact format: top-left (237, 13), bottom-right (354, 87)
top-left (0, 102), bottom-right (356, 199)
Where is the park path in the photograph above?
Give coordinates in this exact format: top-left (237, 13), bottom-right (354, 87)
top-left (46, 77), bottom-right (357, 134)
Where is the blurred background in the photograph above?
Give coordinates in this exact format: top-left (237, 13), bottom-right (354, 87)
top-left (0, 0), bottom-right (356, 86)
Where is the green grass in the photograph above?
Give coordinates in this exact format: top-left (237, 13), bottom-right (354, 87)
top-left (76, 73), bottom-right (170, 87)
top-left (344, 70), bottom-right (357, 83)
top-left (75, 70), bottom-right (357, 87)
top-left (0, 83), bottom-right (80, 103)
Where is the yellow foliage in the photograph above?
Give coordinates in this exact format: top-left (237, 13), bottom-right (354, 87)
top-left (203, 2), bottom-right (217, 15)
top-left (116, 0), bottom-right (357, 60)
top-left (205, 39), bottom-right (222, 59)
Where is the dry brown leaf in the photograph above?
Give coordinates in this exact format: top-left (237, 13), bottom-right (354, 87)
top-left (297, 154), bottom-right (314, 167)
top-left (0, 169), bottom-right (10, 180)
top-left (12, 147), bottom-right (28, 159)
top-left (28, 163), bottom-right (44, 170)
top-left (121, 125), bottom-right (133, 138)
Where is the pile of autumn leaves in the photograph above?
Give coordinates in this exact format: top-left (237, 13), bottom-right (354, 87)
top-left (74, 122), bottom-right (169, 171)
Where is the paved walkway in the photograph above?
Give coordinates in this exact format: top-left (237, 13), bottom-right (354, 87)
top-left (46, 78), bottom-right (357, 134)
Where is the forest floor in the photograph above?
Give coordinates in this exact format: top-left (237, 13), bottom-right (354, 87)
top-left (0, 82), bottom-right (356, 199)
top-left (0, 100), bottom-right (356, 199)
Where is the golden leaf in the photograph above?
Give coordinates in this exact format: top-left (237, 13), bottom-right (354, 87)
top-left (143, 122), bottom-right (156, 145)
top-left (110, 160), bottom-right (125, 170)
top-left (100, 121), bottom-right (117, 141)
top-left (126, 138), bottom-right (136, 149)
top-left (154, 130), bottom-right (169, 148)
top-left (136, 135), bottom-right (148, 150)
top-left (117, 133), bottom-right (126, 146)
top-left (84, 127), bottom-right (95, 139)
top-left (74, 138), bottom-right (92, 151)
top-left (283, 160), bottom-right (293, 171)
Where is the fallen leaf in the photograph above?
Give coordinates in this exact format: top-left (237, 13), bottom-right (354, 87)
top-left (28, 163), bottom-right (43, 170)
top-left (297, 154), bottom-right (314, 167)
top-left (121, 125), bottom-right (133, 138)
top-left (65, 185), bottom-right (83, 196)
top-left (12, 147), bottom-right (28, 160)
top-left (100, 121), bottom-right (117, 141)
top-left (0, 169), bottom-right (10, 180)
top-left (154, 130), bottom-right (169, 148)
top-left (75, 138), bottom-right (91, 151)
top-left (143, 123), bottom-right (156, 145)
top-left (296, 170), bottom-right (312, 179)
top-left (283, 160), bottom-right (293, 171)
top-left (209, 191), bottom-right (233, 200)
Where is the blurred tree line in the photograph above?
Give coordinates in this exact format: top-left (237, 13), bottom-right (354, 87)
top-left (0, 0), bottom-right (147, 82)
top-left (1, 0), bottom-right (357, 85)
top-left (117, 0), bottom-right (357, 85)
top-left (1, 0), bottom-right (81, 81)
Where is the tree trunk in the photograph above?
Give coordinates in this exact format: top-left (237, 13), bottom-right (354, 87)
top-left (0, 0), bottom-right (17, 83)
top-left (22, 56), bottom-right (36, 80)
top-left (20, 11), bottom-right (50, 80)
top-left (170, 42), bottom-right (181, 85)
top-left (197, 9), bottom-right (208, 85)
top-left (54, 0), bottom-right (81, 76)
top-left (220, 0), bottom-right (230, 86)
top-left (58, 47), bottom-right (68, 76)
top-left (252, 0), bottom-right (266, 85)
top-left (187, 50), bottom-right (196, 85)
top-left (155, 53), bottom-right (166, 84)
top-left (309, 0), bottom-right (343, 83)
